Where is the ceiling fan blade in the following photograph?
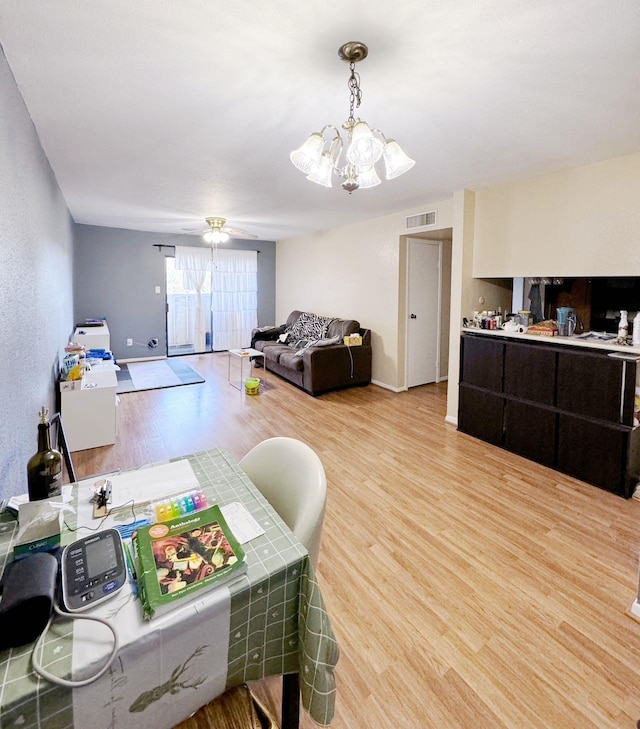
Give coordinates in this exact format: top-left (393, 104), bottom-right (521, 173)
top-left (222, 227), bottom-right (258, 240)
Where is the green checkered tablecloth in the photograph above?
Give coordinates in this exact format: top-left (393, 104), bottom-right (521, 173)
top-left (0, 448), bottom-right (338, 728)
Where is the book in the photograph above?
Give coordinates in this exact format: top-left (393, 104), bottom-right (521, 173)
top-left (131, 504), bottom-right (246, 620)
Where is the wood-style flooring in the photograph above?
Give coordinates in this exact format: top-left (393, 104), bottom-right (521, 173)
top-left (72, 352), bottom-right (640, 728)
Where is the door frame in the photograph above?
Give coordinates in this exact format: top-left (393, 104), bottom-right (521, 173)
top-left (404, 238), bottom-right (443, 388)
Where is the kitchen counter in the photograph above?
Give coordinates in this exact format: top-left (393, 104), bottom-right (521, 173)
top-left (461, 327), bottom-right (640, 358)
top-left (459, 329), bottom-right (640, 497)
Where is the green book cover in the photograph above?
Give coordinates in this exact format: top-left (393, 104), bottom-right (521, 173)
top-left (132, 504), bottom-right (246, 620)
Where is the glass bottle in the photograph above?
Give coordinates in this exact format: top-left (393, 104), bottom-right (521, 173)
top-left (27, 407), bottom-right (63, 501)
top-left (619, 310), bottom-right (629, 340)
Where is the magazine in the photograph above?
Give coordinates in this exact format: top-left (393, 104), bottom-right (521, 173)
top-left (132, 504), bottom-right (246, 620)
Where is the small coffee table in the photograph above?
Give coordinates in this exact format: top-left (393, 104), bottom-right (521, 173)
top-left (227, 348), bottom-right (266, 392)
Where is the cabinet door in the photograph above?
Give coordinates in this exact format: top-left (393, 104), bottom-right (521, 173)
top-left (458, 385), bottom-right (504, 446)
top-left (504, 342), bottom-right (556, 406)
top-left (504, 400), bottom-right (556, 467)
top-left (557, 414), bottom-right (627, 495)
top-left (460, 335), bottom-right (504, 392)
top-left (557, 351), bottom-right (623, 423)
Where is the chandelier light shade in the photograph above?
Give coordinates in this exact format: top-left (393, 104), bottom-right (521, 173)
top-left (346, 121), bottom-right (384, 168)
top-left (290, 133), bottom-right (326, 175)
top-left (356, 165), bottom-right (382, 189)
top-left (382, 138), bottom-right (417, 179)
top-left (290, 41), bottom-right (415, 193)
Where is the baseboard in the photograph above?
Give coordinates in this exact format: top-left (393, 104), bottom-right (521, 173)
top-left (628, 599), bottom-right (640, 622)
top-left (118, 356), bottom-right (167, 364)
top-left (370, 379), bottom-right (404, 393)
top-left (445, 414), bottom-right (458, 426)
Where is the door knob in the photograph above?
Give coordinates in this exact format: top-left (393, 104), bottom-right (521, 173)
top-left (410, 314), bottom-right (417, 319)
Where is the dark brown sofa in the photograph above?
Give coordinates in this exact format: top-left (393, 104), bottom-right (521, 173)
top-left (251, 310), bottom-right (372, 396)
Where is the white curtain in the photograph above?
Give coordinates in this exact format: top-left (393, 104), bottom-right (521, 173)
top-left (211, 250), bottom-right (258, 351)
top-left (173, 246), bottom-right (213, 352)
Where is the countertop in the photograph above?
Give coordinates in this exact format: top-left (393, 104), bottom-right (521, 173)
top-left (461, 327), bottom-right (640, 359)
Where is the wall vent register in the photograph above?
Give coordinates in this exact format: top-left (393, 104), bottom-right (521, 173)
top-left (405, 210), bottom-right (436, 229)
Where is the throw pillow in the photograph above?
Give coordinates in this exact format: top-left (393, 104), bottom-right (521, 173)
top-left (289, 312), bottom-right (336, 340)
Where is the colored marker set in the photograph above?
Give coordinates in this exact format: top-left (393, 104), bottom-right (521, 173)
top-left (153, 490), bottom-right (209, 522)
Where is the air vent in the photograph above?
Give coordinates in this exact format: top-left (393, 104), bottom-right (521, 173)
top-left (405, 210), bottom-right (436, 229)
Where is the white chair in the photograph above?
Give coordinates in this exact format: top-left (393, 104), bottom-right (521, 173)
top-left (239, 437), bottom-right (327, 567)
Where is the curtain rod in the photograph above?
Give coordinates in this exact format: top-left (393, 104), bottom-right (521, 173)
top-left (153, 244), bottom-right (260, 252)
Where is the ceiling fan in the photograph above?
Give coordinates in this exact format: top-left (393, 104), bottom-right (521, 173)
top-left (182, 217), bottom-right (258, 243)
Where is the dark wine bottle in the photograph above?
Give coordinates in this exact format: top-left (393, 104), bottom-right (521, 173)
top-left (27, 407), bottom-right (63, 501)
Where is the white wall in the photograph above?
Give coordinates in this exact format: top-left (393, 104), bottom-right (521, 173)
top-left (473, 152), bottom-right (640, 277)
top-left (276, 200), bottom-right (453, 390)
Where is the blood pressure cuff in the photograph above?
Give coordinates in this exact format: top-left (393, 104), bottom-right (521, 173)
top-left (0, 552), bottom-right (58, 648)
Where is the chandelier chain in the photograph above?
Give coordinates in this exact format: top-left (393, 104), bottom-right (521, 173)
top-left (347, 61), bottom-right (362, 123)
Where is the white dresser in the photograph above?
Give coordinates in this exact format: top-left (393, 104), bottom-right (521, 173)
top-left (60, 363), bottom-right (118, 451)
top-left (73, 321), bottom-right (110, 351)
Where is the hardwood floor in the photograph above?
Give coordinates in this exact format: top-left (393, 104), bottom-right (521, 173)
top-left (73, 352), bottom-right (640, 728)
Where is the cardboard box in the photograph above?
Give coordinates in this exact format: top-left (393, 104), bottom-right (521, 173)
top-left (14, 500), bottom-right (63, 559)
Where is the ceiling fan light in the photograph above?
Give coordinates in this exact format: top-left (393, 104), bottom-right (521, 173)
top-left (210, 230), bottom-right (229, 244)
top-left (306, 152), bottom-right (334, 187)
top-left (290, 133), bottom-right (324, 175)
top-left (356, 165), bottom-right (381, 189)
top-left (203, 228), bottom-right (229, 244)
top-left (346, 121), bottom-right (383, 168)
top-left (382, 139), bottom-right (415, 179)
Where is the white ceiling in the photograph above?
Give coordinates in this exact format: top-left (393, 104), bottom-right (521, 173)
top-left (1, 0), bottom-right (639, 242)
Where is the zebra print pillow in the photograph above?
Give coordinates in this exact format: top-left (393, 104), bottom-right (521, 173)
top-left (289, 312), bottom-right (335, 340)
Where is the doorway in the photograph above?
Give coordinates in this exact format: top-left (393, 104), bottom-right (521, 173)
top-left (165, 255), bottom-right (213, 356)
top-left (404, 232), bottom-right (452, 388)
top-left (165, 247), bottom-right (259, 356)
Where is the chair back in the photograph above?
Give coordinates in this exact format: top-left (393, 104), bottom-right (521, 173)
top-left (239, 437), bottom-right (326, 567)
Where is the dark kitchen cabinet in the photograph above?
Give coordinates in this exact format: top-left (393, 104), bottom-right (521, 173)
top-left (557, 414), bottom-right (628, 493)
top-left (458, 386), bottom-right (504, 446)
top-left (460, 334), bottom-right (504, 391)
top-left (557, 350), bottom-right (631, 424)
top-left (458, 331), bottom-right (640, 497)
top-left (504, 400), bottom-right (556, 467)
top-left (504, 342), bottom-right (556, 405)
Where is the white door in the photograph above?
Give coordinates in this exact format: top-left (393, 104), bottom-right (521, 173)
top-left (407, 240), bottom-right (440, 387)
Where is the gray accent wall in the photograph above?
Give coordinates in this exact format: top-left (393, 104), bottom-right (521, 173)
top-left (0, 45), bottom-right (75, 499)
top-left (74, 226), bottom-right (276, 361)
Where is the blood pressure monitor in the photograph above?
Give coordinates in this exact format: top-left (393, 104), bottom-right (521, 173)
top-left (61, 529), bottom-right (127, 611)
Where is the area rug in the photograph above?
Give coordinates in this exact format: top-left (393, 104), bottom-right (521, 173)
top-left (116, 358), bottom-right (205, 394)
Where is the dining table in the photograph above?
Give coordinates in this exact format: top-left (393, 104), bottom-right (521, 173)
top-left (0, 448), bottom-right (338, 729)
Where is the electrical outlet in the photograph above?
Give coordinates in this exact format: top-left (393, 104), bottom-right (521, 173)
top-left (127, 338), bottom-right (133, 346)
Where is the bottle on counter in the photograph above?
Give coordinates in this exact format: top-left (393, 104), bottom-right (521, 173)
top-left (633, 312), bottom-right (640, 346)
top-left (27, 407), bottom-right (63, 501)
top-left (618, 310), bottom-right (629, 340)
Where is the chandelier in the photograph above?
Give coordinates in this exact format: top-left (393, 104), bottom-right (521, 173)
top-left (290, 41), bottom-right (415, 193)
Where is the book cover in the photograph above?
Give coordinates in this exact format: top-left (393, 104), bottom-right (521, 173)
top-left (132, 504), bottom-right (246, 620)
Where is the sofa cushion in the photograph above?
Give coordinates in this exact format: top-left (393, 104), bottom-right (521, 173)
top-left (278, 350), bottom-right (304, 371)
top-left (261, 344), bottom-right (290, 363)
